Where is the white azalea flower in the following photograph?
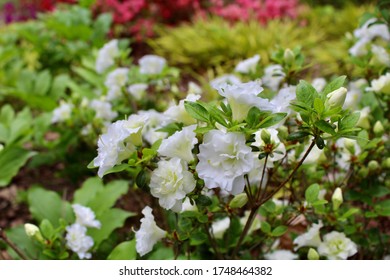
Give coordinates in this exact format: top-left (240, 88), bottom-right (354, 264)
top-left (215, 81), bottom-right (275, 121)
top-left (72, 204), bottom-right (101, 229)
top-left (312, 77), bottom-right (327, 92)
top-left (90, 99), bottom-right (118, 121)
top-left (368, 72), bottom-right (390, 94)
top-left (262, 64), bottom-right (285, 91)
top-left (158, 125), bottom-right (198, 162)
top-left (196, 130), bottom-right (254, 195)
top-left (187, 81), bottom-right (202, 95)
top-left (371, 44), bottom-right (390, 67)
top-left (65, 224), bottom-right (94, 259)
top-left (293, 221), bottom-right (323, 249)
top-left (95, 39), bottom-right (119, 74)
top-left (150, 158), bottom-right (196, 212)
top-left (210, 74), bottom-right (241, 88)
top-left (135, 206), bottom-right (166, 256)
top-left (264, 250), bottom-right (298, 260)
top-left (344, 79), bottom-right (366, 110)
top-left (335, 138), bottom-right (361, 170)
top-left (93, 115), bottom-right (146, 177)
top-left (128, 83), bottom-right (148, 101)
top-left (349, 38), bottom-right (370, 57)
top-left (318, 231), bottom-right (358, 260)
top-left (51, 101), bottom-right (73, 124)
top-left (269, 86), bottom-right (296, 116)
top-left (138, 110), bottom-right (169, 145)
top-left (356, 106), bottom-right (371, 129)
top-left (353, 18), bottom-right (390, 42)
top-left (138, 55), bottom-right (166, 75)
top-left (234, 54), bottom-right (261, 74)
top-left (164, 93), bottom-right (201, 125)
top-left (106, 85), bottom-right (122, 101)
top-left (211, 217), bottom-right (230, 239)
top-left (104, 68), bottom-right (129, 89)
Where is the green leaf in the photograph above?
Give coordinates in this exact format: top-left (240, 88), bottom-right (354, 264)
top-left (0, 146), bottom-right (36, 187)
top-left (271, 225), bottom-right (288, 237)
top-left (257, 113), bottom-right (287, 128)
top-left (261, 221), bottom-right (271, 234)
top-left (296, 80), bottom-right (318, 106)
top-left (321, 76), bottom-right (346, 96)
top-left (33, 70), bottom-right (51, 96)
top-left (184, 101), bottom-right (210, 122)
top-left (201, 102), bottom-right (228, 126)
top-left (107, 240), bottom-right (136, 260)
top-left (156, 122), bottom-right (183, 135)
top-left (89, 208), bottom-right (135, 247)
top-left (305, 183), bottom-right (320, 203)
top-left (73, 177), bottom-right (104, 205)
top-left (315, 136), bottom-right (325, 149)
top-left (40, 219), bottom-right (55, 240)
top-left (27, 187), bottom-right (73, 227)
top-left (375, 200), bottom-right (390, 216)
top-left (286, 130), bottom-right (311, 141)
top-left (225, 217), bottom-right (241, 247)
top-left (73, 66), bottom-right (103, 87)
top-left (338, 112), bottom-right (361, 131)
top-left (313, 98), bottom-right (325, 115)
top-left (190, 229), bottom-right (208, 246)
top-left (87, 180), bottom-right (129, 215)
top-left (315, 120), bottom-right (336, 135)
top-left (5, 226), bottom-right (44, 260)
top-left (262, 200), bottom-right (276, 213)
top-left (195, 195), bottom-right (212, 207)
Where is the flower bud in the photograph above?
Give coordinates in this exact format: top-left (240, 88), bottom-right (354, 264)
top-left (261, 129), bottom-right (271, 145)
top-left (24, 223), bottom-right (44, 243)
top-left (368, 160), bottom-right (380, 172)
top-left (344, 138), bottom-right (356, 155)
top-left (332, 187), bottom-right (343, 211)
top-left (384, 157), bottom-right (390, 169)
top-left (326, 87), bottom-right (347, 109)
top-left (284, 48), bottom-right (295, 66)
top-left (358, 167), bottom-right (369, 177)
top-left (229, 193), bottom-right (248, 208)
top-left (373, 121), bottom-right (384, 136)
top-left (308, 248), bottom-right (320, 260)
top-left (0, 144), bottom-right (3, 152)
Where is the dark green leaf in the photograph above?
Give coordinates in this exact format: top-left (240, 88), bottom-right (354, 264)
top-left (195, 195), bottom-right (212, 207)
top-left (315, 136), bottom-right (325, 149)
top-left (286, 130), bottom-right (311, 141)
top-left (315, 120), bottom-right (336, 135)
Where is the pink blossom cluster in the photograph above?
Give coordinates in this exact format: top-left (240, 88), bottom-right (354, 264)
top-left (209, 0), bottom-right (298, 23)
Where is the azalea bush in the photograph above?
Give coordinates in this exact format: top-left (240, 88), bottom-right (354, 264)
top-left (0, 2), bottom-right (389, 261)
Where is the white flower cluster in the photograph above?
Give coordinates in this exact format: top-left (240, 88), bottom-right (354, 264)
top-left (349, 18), bottom-right (390, 58)
top-left (293, 221), bottom-right (358, 260)
top-left (51, 101), bottom-right (73, 124)
top-left (135, 206), bottom-right (166, 256)
top-left (95, 40), bottom-right (119, 74)
top-left (65, 204), bottom-right (101, 259)
top-left (93, 114), bottom-right (146, 177)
